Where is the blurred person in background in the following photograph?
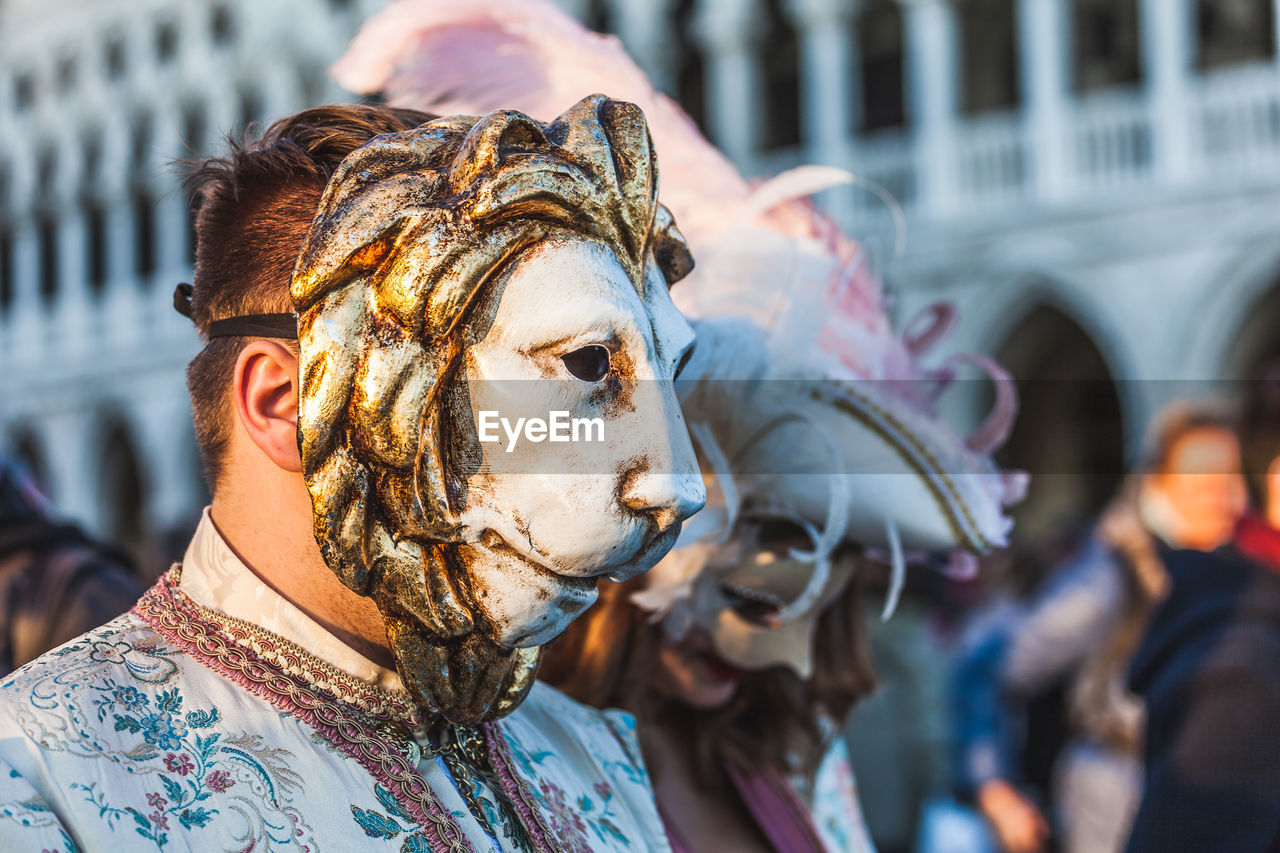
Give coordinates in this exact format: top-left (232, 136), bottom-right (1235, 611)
top-left (846, 568), bottom-right (960, 853)
top-left (1125, 377), bottom-right (1280, 853)
top-left (952, 403), bottom-right (1246, 853)
top-left (0, 456), bottom-right (143, 675)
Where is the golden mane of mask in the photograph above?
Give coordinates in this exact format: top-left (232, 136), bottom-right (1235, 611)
top-left (289, 95), bottom-right (692, 725)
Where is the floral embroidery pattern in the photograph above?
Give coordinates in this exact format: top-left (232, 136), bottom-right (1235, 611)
top-left (485, 725), bottom-right (634, 851)
top-left (536, 780), bottom-right (590, 853)
top-left (133, 569), bottom-right (475, 853)
top-left (4, 617), bottom-right (318, 850)
top-left (0, 771), bottom-right (81, 853)
top-left (69, 685), bottom-right (310, 849)
top-left (806, 741), bottom-right (875, 853)
top-left (350, 783), bottom-right (437, 851)
top-left (8, 630), bottom-right (181, 759)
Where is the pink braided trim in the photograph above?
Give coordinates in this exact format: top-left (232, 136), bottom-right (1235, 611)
top-left (131, 571), bottom-right (474, 853)
top-left (481, 722), bottom-right (557, 853)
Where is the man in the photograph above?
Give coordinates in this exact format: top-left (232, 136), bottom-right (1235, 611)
top-left (0, 457), bottom-right (142, 674)
top-left (954, 404), bottom-right (1247, 853)
top-left (1126, 383), bottom-right (1280, 853)
top-left (0, 97), bottom-right (704, 850)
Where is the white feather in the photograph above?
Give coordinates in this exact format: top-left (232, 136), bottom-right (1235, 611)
top-left (881, 516), bottom-right (906, 622)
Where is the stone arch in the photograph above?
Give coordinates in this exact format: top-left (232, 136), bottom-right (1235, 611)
top-left (30, 116), bottom-right (82, 206)
top-left (0, 160), bottom-right (12, 314)
top-left (127, 111), bottom-right (159, 283)
top-left (179, 97), bottom-right (209, 158)
top-left (990, 300), bottom-right (1126, 561)
top-left (129, 109), bottom-right (159, 176)
top-left (78, 127), bottom-right (110, 295)
top-left (4, 426), bottom-right (49, 494)
top-left (1223, 280), bottom-right (1280, 381)
top-left (4, 133), bottom-right (36, 214)
top-left (95, 410), bottom-right (150, 560)
top-left (234, 81), bottom-right (265, 134)
top-left (969, 269), bottom-right (1137, 392)
top-left (208, 1), bottom-right (236, 49)
top-left (1184, 240), bottom-right (1280, 381)
top-left (33, 145), bottom-right (60, 305)
top-left (958, 0), bottom-right (1020, 114)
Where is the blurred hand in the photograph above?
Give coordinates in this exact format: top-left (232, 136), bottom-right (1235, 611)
top-left (977, 778), bottom-right (1049, 853)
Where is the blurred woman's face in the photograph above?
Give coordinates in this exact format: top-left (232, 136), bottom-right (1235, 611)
top-left (651, 523), bottom-right (855, 711)
top-left (1146, 427), bottom-right (1246, 551)
top-left (654, 629), bottom-right (745, 711)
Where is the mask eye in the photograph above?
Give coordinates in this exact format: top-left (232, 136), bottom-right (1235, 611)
top-left (562, 345), bottom-right (610, 382)
top-left (719, 580), bottom-right (784, 627)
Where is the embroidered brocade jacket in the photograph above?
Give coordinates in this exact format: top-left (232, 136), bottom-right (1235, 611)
top-left (0, 515), bottom-right (668, 852)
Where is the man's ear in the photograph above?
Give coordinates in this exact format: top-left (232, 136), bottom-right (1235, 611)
top-left (232, 340), bottom-right (302, 473)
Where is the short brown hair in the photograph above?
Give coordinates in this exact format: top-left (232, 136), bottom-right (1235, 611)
top-left (182, 104), bottom-right (435, 489)
top-left (1140, 400), bottom-right (1238, 475)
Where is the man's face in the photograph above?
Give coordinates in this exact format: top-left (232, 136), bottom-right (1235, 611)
top-left (1148, 427), bottom-right (1246, 550)
top-left (459, 238), bottom-right (706, 647)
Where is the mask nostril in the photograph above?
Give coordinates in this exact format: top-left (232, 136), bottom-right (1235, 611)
top-left (650, 507), bottom-right (678, 531)
top-left (619, 461), bottom-right (704, 530)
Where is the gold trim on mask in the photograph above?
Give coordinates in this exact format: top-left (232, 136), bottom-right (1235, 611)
top-left (290, 95), bottom-right (691, 725)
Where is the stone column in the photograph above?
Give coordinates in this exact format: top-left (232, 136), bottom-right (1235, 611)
top-left (154, 114), bottom-right (188, 283)
top-left (44, 408), bottom-right (103, 535)
top-left (1275, 0), bottom-right (1280, 69)
top-left (133, 390), bottom-right (201, 538)
top-left (10, 219), bottom-right (40, 353)
top-left (614, 0), bottom-right (678, 93)
top-left (56, 206), bottom-right (91, 359)
top-left (787, 0), bottom-right (861, 168)
top-left (899, 0), bottom-right (959, 216)
top-left (105, 191), bottom-right (136, 288)
top-left (1018, 0), bottom-right (1070, 199)
top-left (97, 119), bottom-right (135, 293)
top-left (1140, 0), bottom-right (1194, 183)
top-left (695, 0), bottom-right (763, 168)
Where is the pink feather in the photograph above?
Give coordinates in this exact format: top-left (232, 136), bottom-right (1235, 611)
top-left (332, 0), bottom-right (1025, 575)
top-left (332, 0), bottom-right (1016, 448)
top-left (330, 0), bottom-right (905, 368)
top-left (333, 0), bottom-right (748, 247)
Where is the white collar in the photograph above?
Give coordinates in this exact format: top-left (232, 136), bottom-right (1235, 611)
top-left (179, 507), bottom-right (404, 692)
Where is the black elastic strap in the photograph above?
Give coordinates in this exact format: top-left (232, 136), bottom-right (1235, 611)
top-left (207, 314), bottom-right (298, 339)
top-left (173, 282), bottom-right (298, 339)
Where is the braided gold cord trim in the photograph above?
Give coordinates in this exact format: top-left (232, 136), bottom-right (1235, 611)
top-left (820, 381), bottom-right (990, 551)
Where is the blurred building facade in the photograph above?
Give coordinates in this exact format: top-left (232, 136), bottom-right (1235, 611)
top-left (568, 0), bottom-right (1280, 545)
top-left (0, 0), bottom-right (379, 567)
top-left (4, 0), bottom-right (1280, 562)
